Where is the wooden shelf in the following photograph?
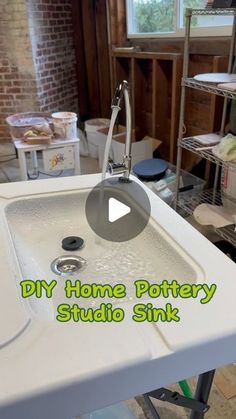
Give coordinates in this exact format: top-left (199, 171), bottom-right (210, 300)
top-left (112, 51), bottom-right (182, 60)
top-left (112, 52), bottom-right (182, 163)
top-left (134, 58), bottom-right (153, 139)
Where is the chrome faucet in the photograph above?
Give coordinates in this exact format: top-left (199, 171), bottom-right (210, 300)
top-left (108, 80), bottom-right (132, 182)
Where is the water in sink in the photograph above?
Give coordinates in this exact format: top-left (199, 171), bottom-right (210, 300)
top-left (5, 190), bottom-right (199, 319)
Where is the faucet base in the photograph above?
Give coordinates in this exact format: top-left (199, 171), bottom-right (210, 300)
top-left (118, 176), bottom-right (132, 184)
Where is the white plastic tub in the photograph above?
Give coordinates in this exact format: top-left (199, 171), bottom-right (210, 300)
top-left (52, 112), bottom-right (77, 140)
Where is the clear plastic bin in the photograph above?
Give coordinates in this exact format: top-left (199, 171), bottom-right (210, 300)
top-left (167, 163), bottom-right (206, 196)
top-left (141, 162), bottom-right (205, 205)
top-left (80, 403), bottom-right (136, 419)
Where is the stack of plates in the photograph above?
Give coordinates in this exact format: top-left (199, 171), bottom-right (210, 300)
top-left (193, 73), bottom-right (236, 84)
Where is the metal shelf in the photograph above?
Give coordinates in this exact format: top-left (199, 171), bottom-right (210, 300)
top-left (175, 6), bottom-right (236, 249)
top-left (190, 8), bottom-right (236, 16)
top-left (178, 189), bottom-right (236, 247)
top-left (178, 189), bottom-right (222, 212)
top-left (179, 136), bottom-right (236, 171)
top-left (182, 78), bottom-right (236, 99)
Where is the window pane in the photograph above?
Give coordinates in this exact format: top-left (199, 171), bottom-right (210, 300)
top-left (183, 0), bottom-right (205, 9)
top-left (180, 0), bottom-right (233, 27)
top-left (131, 0), bottom-right (175, 33)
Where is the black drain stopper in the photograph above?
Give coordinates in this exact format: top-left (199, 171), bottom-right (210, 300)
top-left (62, 236), bottom-right (84, 251)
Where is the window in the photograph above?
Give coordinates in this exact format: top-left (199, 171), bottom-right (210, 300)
top-left (126, 0), bottom-right (233, 37)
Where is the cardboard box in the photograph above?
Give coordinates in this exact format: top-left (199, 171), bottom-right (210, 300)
top-left (97, 125), bottom-right (136, 168)
top-left (97, 125), bottom-right (162, 169)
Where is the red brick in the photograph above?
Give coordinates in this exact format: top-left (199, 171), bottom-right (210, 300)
top-left (4, 73), bottom-right (19, 80)
top-left (0, 67), bottom-right (10, 73)
top-left (6, 87), bottom-right (21, 94)
top-left (15, 94), bottom-right (31, 100)
top-left (0, 60), bottom-right (9, 66)
top-left (37, 4), bottom-right (47, 11)
top-left (0, 94), bottom-right (14, 100)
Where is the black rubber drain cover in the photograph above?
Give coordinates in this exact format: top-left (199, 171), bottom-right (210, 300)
top-left (62, 236), bottom-right (84, 251)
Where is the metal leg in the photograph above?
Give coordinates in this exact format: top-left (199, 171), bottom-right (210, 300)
top-left (18, 149), bottom-right (28, 181)
top-left (213, 164), bottom-right (219, 204)
top-left (146, 387), bottom-right (208, 415)
top-left (74, 143), bottom-right (81, 175)
top-left (30, 150), bottom-right (38, 176)
top-left (175, 144), bottom-right (183, 210)
top-left (174, 11), bottom-right (191, 210)
top-left (144, 370), bottom-right (215, 418)
top-left (143, 394), bottom-right (161, 419)
top-left (189, 370), bottom-right (215, 419)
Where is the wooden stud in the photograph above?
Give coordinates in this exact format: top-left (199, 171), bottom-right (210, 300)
top-left (152, 59), bottom-right (156, 138)
top-left (95, 0), bottom-right (111, 118)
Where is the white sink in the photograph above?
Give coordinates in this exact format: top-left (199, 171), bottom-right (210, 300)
top-left (0, 174), bottom-right (236, 419)
top-left (5, 189), bottom-right (198, 321)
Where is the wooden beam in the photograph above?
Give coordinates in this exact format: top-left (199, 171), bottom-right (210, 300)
top-left (71, 0), bottom-right (89, 119)
top-left (170, 57), bottom-right (182, 163)
top-left (81, 0), bottom-right (101, 117)
top-left (130, 37), bottom-right (231, 57)
top-left (95, 0), bottom-right (111, 117)
top-left (107, 0), bottom-right (126, 46)
top-left (116, 0), bottom-right (127, 46)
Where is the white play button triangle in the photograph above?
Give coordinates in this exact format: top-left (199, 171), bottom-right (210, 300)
top-left (108, 197), bottom-right (131, 223)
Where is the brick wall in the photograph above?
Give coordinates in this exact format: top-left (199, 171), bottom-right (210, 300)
top-left (0, 0), bottom-right (78, 143)
top-left (28, 0), bottom-right (78, 113)
top-left (0, 0), bottom-right (39, 142)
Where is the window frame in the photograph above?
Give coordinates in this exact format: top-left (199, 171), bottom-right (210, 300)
top-left (126, 0), bottom-right (232, 38)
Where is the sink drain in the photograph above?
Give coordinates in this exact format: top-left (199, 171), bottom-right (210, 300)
top-left (51, 255), bottom-right (86, 276)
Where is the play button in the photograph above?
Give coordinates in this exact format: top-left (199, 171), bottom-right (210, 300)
top-left (108, 198), bottom-right (131, 223)
top-left (85, 177), bottom-right (151, 242)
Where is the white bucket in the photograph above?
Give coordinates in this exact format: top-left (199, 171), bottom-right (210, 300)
top-left (85, 118), bottom-right (110, 158)
top-left (52, 112), bottom-right (77, 140)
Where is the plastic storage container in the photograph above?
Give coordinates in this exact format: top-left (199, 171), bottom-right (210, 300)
top-left (85, 118), bottom-right (110, 158)
top-left (80, 403), bottom-right (136, 419)
top-left (168, 163), bottom-right (205, 196)
top-left (142, 162), bottom-right (205, 206)
top-left (6, 112), bottom-right (52, 139)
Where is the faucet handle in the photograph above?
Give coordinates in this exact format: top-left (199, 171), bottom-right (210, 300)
top-left (111, 80), bottom-right (129, 109)
top-left (108, 162), bottom-right (126, 176)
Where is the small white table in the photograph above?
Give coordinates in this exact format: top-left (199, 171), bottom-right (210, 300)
top-left (13, 138), bottom-right (80, 181)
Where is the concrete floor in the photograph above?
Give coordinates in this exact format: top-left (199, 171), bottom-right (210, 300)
top-left (0, 142), bottom-right (235, 418)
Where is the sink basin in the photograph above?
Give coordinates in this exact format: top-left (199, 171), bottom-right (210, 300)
top-left (1, 173), bottom-right (236, 419)
top-left (5, 189), bottom-right (199, 321)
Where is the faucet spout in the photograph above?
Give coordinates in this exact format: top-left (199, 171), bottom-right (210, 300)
top-left (110, 80), bottom-right (132, 182)
top-left (112, 80), bottom-right (129, 108)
